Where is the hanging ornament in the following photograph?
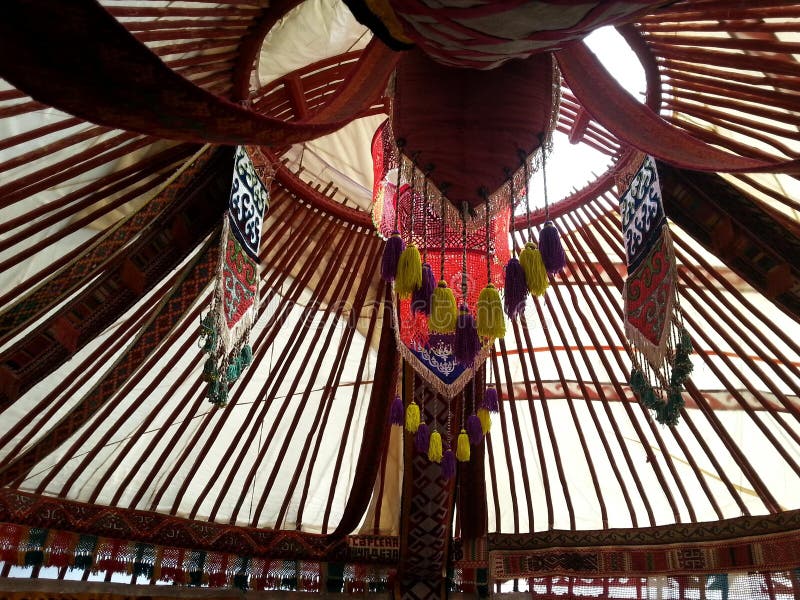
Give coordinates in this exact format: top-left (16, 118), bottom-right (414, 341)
top-left (405, 400), bottom-right (421, 433)
top-left (619, 155), bottom-right (693, 426)
top-left (482, 384), bottom-right (500, 413)
top-left (395, 159), bottom-right (423, 297)
top-left (477, 407), bottom-right (492, 434)
top-left (537, 148), bottom-right (566, 275)
top-left (476, 192), bottom-right (506, 339)
top-left (381, 158), bottom-right (406, 282)
top-left (199, 146), bottom-right (269, 406)
top-left (414, 422), bottom-right (431, 453)
top-left (517, 150), bottom-right (549, 296)
top-left (466, 413), bottom-right (483, 445)
top-left (504, 169), bottom-right (528, 318)
top-left (428, 192), bottom-right (459, 333)
top-left (454, 203), bottom-right (481, 365)
top-left (413, 175), bottom-right (437, 315)
top-left (456, 429), bottom-right (471, 462)
top-left (441, 447), bottom-right (457, 479)
top-left (389, 394), bottom-right (404, 426)
top-left (428, 429), bottom-right (443, 462)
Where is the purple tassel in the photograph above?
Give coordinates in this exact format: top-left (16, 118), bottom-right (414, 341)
top-left (441, 449), bottom-right (457, 480)
top-left (454, 306), bottom-right (481, 366)
top-left (381, 233), bottom-right (405, 281)
top-left (414, 422), bottom-right (431, 453)
top-left (389, 395), bottom-right (404, 426)
top-left (539, 221), bottom-right (566, 275)
top-left (482, 385), bottom-right (500, 413)
top-left (503, 257), bottom-right (528, 319)
top-left (412, 262), bottom-right (436, 315)
top-left (466, 414), bottom-right (484, 445)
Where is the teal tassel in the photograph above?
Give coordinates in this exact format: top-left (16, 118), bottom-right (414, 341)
top-left (240, 343), bottom-right (253, 367)
top-left (201, 329), bottom-right (217, 353)
top-left (202, 356), bottom-right (217, 382)
top-left (226, 361), bottom-right (240, 383)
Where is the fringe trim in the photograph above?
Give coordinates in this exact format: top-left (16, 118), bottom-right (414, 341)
top-left (391, 292), bottom-right (491, 399)
top-left (0, 523), bottom-right (393, 591)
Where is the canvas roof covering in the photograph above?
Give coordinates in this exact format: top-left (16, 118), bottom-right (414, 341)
top-left (1, 1), bottom-right (800, 598)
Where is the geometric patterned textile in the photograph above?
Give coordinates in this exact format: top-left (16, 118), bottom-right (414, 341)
top-left (619, 155), bottom-right (692, 425)
top-left (490, 529), bottom-right (800, 579)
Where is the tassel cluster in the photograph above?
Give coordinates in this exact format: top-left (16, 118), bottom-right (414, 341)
top-left (395, 244), bottom-right (422, 297)
top-left (503, 257), bottom-right (528, 319)
top-left (381, 233), bottom-right (405, 281)
top-left (199, 313), bottom-right (253, 407)
top-left (538, 221), bottom-right (566, 275)
top-left (477, 283), bottom-right (505, 338)
top-left (429, 281), bottom-right (458, 333)
top-left (519, 242), bottom-right (549, 296)
top-left (630, 328), bottom-right (693, 427)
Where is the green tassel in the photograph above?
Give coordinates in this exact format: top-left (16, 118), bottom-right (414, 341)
top-left (428, 430), bottom-right (443, 463)
top-left (429, 280), bottom-right (458, 333)
top-left (201, 329), bottom-right (217, 353)
top-left (477, 407), bottom-right (491, 434)
top-left (456, 429), bottom-right (471, 462)
top-left (477, 284), bottom-right (505, 338)
top-left (202, 357), bottom-right (217, 382)
top-left (405, 401), bottom-right (421, 433)
top-left (395, 244), bottom-right (422, 298)
top-left (226, 361), bottom-right (240, 383)
top-left (630, 368), bottom-right (646, 394)
top-left (519, 242), bottom-right (549, 297)
top-left (240, 344), bottom-right (253, 367)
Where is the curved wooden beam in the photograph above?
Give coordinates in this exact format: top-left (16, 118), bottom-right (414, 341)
top-left (556, 40), bottom-right (800, 174)
top-left (0, 0), bottom-right (399, 147)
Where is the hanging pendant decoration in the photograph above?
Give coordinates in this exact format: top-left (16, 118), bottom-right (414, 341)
top-left (619, 155), bottom-right (693, 426)
top-left (199, 146), bottom-right (270, 406)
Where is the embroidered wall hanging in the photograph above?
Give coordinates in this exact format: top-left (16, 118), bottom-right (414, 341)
top-left (200, 146), bottom-right (271, 406)
top-left (619, 155), bottom-right (693, 425)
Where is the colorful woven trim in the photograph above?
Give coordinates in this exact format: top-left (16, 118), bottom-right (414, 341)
top-left (490, 529), bottom-right (800, 579)
top-left (0, 523), bottom-right (393, 591)
top-left (0, 490), bottom-right (398, 565)
top-left (199, 145), bottom-right (270, 406)
top-left (619, 154), bottom-right (692, 425)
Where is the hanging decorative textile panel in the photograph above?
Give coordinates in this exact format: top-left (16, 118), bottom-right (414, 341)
top-left (619, 155), bottom-right (692, 425)
top-left (199, 146), bottom-right (271, 406)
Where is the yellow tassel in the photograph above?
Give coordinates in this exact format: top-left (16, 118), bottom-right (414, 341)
top-left (405, 401), bottom-right (420, 433)
top-left (429, 280), bottom-right (458, 333)
top-left (519, 242), bottom-right (549, 297)
top-left (394, 244), bottom-right (422, 298)
top-left (477, 283), bottom-right (505, 338)
top-left (477, 407), bottom-right (492, 434)
top-left (428, 430), bottom-right (443, 463)
top-left (456, 429), bottom-right (471, 462)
